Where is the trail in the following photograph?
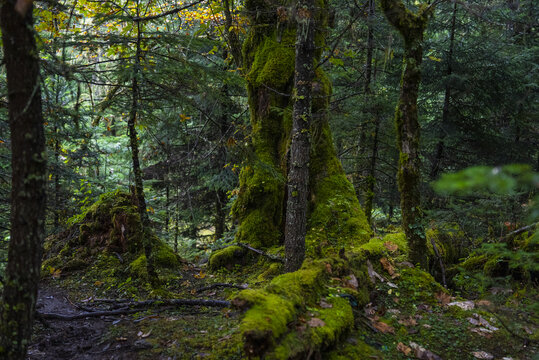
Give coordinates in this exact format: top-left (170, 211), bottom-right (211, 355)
top-left (28, 285), bottom-right (138, 360)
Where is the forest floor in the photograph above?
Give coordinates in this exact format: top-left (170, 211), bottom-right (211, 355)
top-left (27, 259), bottom-right (538, 360)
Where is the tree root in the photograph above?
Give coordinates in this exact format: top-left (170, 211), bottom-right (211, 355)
top-left (38, 298), bottom-right (231, 320)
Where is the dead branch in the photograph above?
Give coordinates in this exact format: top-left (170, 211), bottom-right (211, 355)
top-left (234, 242), bottom-right (284, 263)
top-left (196, 283), bottom-right (248, 293)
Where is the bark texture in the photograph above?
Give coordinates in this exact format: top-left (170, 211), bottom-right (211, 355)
top-left (232, 0), bottom-right (371, 254)
top-left (0, 1), bottom-right (47, 358)
top-left (381, 0), bottom-right (432, 269)
top-left (128, 18), bottom-right (158, 285)
top-left (284, 0), bottom-right (316, 272)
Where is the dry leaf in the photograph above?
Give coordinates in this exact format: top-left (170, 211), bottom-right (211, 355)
top-left (372, 320), bottom-right (395, 334)
top-left (435, 291), bottom-right (451, 306)
top-left (346, 274), bottom-right (358, 289)
top-left (397, 342), bottom-right (412, 356)
top-left (320, 300), bottom-right (333, 309)
top-left (307, 318), bottom-right (326, 327)
top-left (384, 241), bottom-right (399, 252)
top-left (398, 316), bottom-right (417, 327)
top-left (325, 263), bottom-right (332, 274)
top-left (472, 351), bottom-right (494, 359)
top-left (380, 257), bottom-right (395, 276)
top-left (116, 337), bottom-right (127, 341)
top-left (475, 300), bottom-right (492, 307)
top-left (409, 342), bottom-right (442, 360)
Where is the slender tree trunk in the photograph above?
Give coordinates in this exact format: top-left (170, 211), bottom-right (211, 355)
top-left (362, 0), bottom-right (378, 226)
top-left (381, 0), bottom-right (432, 269)
top-left (0, 1), bottom-right (47, 358)
top-left (128, 17), bottom-right (158, 285)
top-left (430, 2), bottom-right (457, 180)
top-left (284, 0), bottom-right (316, 272)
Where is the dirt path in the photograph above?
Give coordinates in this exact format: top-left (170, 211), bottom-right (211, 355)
top-left (28, 285), bottom-right (139, 360)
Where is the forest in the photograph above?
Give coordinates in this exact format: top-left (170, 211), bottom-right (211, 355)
top-left (0, 0), bottom-right (537, 358)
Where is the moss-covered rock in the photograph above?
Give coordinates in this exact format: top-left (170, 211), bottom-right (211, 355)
top-left (208, 245), bottom-right (247, 271)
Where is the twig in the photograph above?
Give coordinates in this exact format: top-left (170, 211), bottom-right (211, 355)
top-left (234, 242), bottom-right (284, 263)
top-left (500, 222), bottom-right (537, 242)
top-left (196, 283), bottom-right (248, 293)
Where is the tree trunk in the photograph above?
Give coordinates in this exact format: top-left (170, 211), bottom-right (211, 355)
top-left (381, 0), bottom-right (432, 269)
top-left (0, 1), bottom-right (47, 358)
top-left (430, 2), bottom-right (457, 180)
top-left (232, 0), bottom-right (371, 253)
top-left (128, 17), bottom-right (158, 285)
top-left (284, 0), bottom-right (316, 272)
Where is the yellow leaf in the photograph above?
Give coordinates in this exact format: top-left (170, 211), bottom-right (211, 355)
top-left (180, 114), bottom-right (191, 122)
top-left (94, 280), bottom-right (103, 286)
top-left (428, 55), bottom-right (442, 62)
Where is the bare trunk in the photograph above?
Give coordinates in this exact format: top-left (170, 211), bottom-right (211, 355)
top-left (284, 0), bottom-right (316, 272)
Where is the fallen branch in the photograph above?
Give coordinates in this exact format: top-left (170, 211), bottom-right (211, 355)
top-left (196, 283), bottom-right (248, 293)
top-left (500, 222), bottom-right (537, 242)
top-left (41, 298), bottom-right (231, 320)
top-left (234, 242), bottom-right (284, 263)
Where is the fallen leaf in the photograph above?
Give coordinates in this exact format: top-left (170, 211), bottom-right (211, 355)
top-left (94, 280), bottom-right (103, 286)
top-left (398, 316), bottom-right (417, 327)
top-left (475, 300), bottom-right (492, 307)
top-left (447, 301), bottom-right (474, 310)
top-left (325, 263), bottom-right (332, 274)
top-left (307, 317), bottom-right (326, 327)
top-left (384, 241), bottom-right (399, 252)
top-left (372, 320), bottom-right (395, 334)
top-left (320, 300), bottom-right (333, 309)
top-left (194, 270), bottom-right (206, 279)
top-left (409, 342), bottom-right (442, 360)
top-left (116, 337), bottom-right (127, 341)
top-left (346, 274), bottom-right (358, 289)
top-left (472, 351), bottom-right (494, 359)
top-left (435, 291), bottom-right (451, 306)
top-left (397, 261), bottom-right (414, 268)
top-left (397, 342), bottom-right (412, 356)
top-left (380, 257), bottom-right (395, 276)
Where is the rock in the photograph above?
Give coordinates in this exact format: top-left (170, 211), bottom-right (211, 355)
top-left (447, 300), bottom-right (474, 310)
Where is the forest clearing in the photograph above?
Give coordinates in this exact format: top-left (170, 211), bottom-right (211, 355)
top-left (0, 0), bottom-right (537, 359)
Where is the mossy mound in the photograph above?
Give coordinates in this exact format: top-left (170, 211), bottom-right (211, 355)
top-left (42, 190), bottom-right (182, 287)
top-left (208, 245), bottom-right (247, 271)
top-left (231, 257), bottom-right (371, 358)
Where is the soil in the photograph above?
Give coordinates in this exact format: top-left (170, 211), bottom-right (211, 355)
top-left (28, 285), bottom-right (139, 360)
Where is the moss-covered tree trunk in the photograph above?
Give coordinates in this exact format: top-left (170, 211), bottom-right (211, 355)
top-left (232, 0), bottom-right (370, 254)
top-left (0, 1), bottom-right (47, 357)
top-left (128, 17), bottom-right (158, 285)
top-left (381, 0), bottom-right (432, 269)
top-left (284, 0), bottom-right (316, 272)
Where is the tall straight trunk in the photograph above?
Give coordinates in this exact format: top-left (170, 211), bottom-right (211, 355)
top-left (381, 0), bottom-right (432, 269)
top-left (362, 0), bottom-right (378, 226)
top-left (284, 0), bottom-right (316, 272)
top-left (128, 17), bottom-right (158, 285)
top-left (430, 2), bottom-right (457, 180)
top-left (0, 1), bottom-right (47, 358)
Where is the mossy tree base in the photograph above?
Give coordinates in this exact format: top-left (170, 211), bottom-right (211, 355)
top-left (42, 190), bottom-right (182, 286)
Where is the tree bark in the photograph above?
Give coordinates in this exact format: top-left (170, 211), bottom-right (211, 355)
top-left (0, 1), bottom-right (47, 358)
top-left (430, 2), bottom-right (457, 180)
top-left (232, 0), bottom-right (370, 252)
top-left (284, 0), bottom-right (316, 272)
top-left (381, 0), bottom-right (432, 269)
top-left (128, 16), bottom-right (158, 286)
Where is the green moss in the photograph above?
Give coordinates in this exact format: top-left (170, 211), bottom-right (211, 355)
top-left (257, 262), bottom-right (283, 281)
top-left (460, 254), bottom-right (488, 271)
top-left (208, 246), bottom-right (246, 271)
top-left (129, 254), bottom-right (149, 280)
top-left (397, 267), bottom-right (446, 305)
top-left (326, 338), bottom-right (381, 360)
